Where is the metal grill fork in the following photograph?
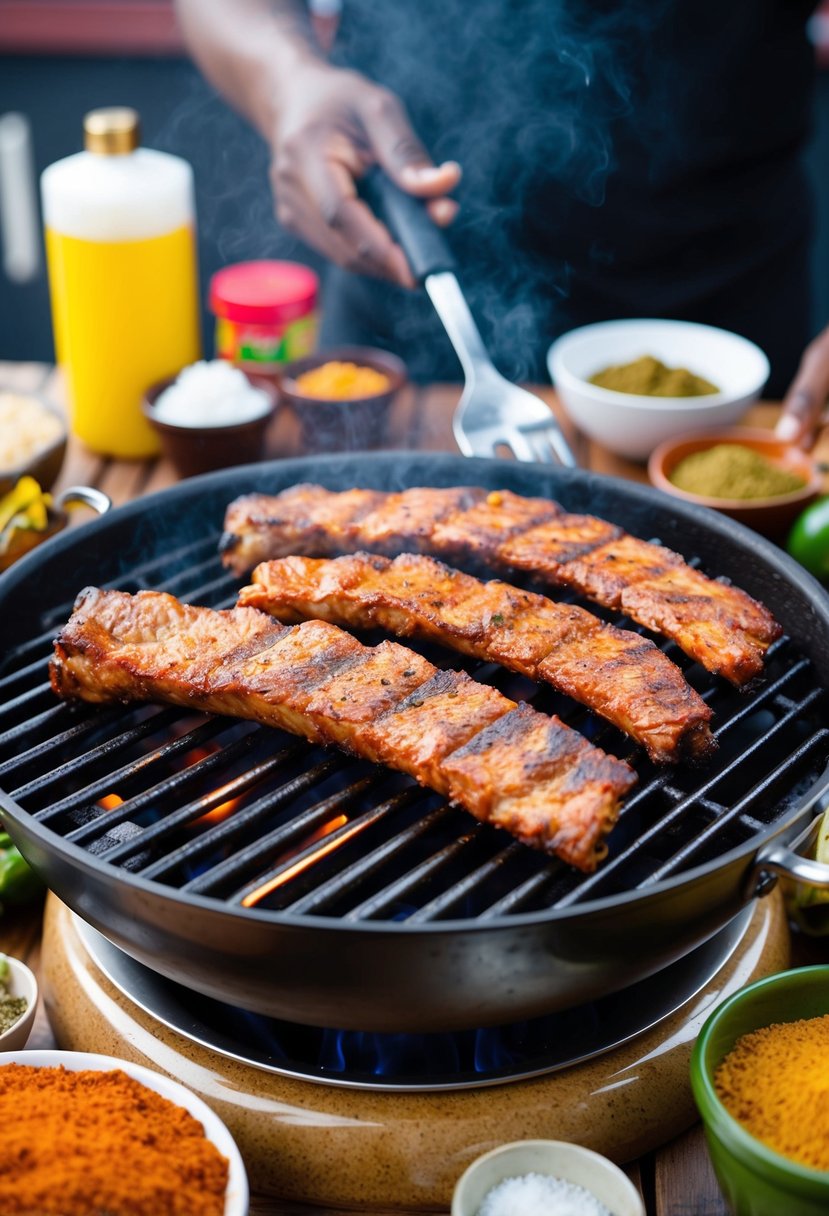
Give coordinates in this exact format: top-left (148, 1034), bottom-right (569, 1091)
top-left (425, 272), bottom-right (576, 465)
top-left (363, 170), bottom-right (577, 467)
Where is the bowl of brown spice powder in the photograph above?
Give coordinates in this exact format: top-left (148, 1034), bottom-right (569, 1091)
top-left (0, 1049), bottom-right (249, 1215)
top-left (648, 427), bottom-right (824, 537)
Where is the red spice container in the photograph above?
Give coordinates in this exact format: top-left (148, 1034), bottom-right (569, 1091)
top-left (209, 260), bottom-right (319, 367)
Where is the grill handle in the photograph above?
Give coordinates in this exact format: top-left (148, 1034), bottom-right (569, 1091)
top-left (360, 166), bottom-right (456, 282)
top-left (53, 486), bottom-right (112, 518)
top-left (749, 773), bottom-right (829, 895)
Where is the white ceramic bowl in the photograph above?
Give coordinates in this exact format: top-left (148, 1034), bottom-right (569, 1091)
top-left (0, 1049), bottom-right (249, 1215)
top-left (452, 1139), bottom-right (645, 1216)
top-left (548, 319), bottom-right (770, 461)
top-left (0, 955), bottom-right (38, 1050)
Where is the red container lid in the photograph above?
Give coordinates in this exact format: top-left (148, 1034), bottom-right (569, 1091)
top-left (209, 260), bottom-right (319, 326)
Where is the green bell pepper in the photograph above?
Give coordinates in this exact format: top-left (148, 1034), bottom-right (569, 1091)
top-left (0, 832), bottom-right (43, 913)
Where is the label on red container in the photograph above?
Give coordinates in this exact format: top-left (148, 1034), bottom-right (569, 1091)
top-left (215, 313), bottom-right (318, 365)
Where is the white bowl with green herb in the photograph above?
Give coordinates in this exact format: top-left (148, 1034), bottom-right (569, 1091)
top-left (0, 954), bottom-right (37, 1050)
top-left (548, 319), bottom-right (770, 461)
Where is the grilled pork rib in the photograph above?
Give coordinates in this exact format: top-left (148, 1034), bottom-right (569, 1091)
top-left (221, 485), bottom-right (781, 685)
top-left (240, 553), bottom-right (714, 765)
top-left (50, 588), bottom-right (636, 871)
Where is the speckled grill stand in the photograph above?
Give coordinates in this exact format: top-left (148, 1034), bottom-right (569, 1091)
top-left (40, 893), bottom-right (789, 1212)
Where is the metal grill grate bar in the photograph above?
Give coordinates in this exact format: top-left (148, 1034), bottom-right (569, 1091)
top-left (3, 628), bottom-right (69, 675)
top-left (403, 842), bottom-right (526, 923)
top-left (66, 735), bottom-right (287, 854)
top-left (0, 653), bottom-right (48, 695)
top-left (229, 805), bottom-right (386, 907)
top-left (282, 791), bottom-right (447, 914)
top-left (477, 866), bottom-right (561, 919)
top-left (24, 715), bottom-right (229, 821)
top-left (133, 749), bottom-right (340, 885)
top-left (0, 704), bottom-right (73, 760)
top-left (0, 681), bottom-right (55, 722)
top-left (556, 686), bottom-right (827, 907)
top-left (175, 572), bottom-right (238, 607)
top-left (114, 535), bottom-right (217, 587)
top-left (175, 766), bottom-right (370, 895)
top-left (642, 729), bottom-right (829, 884)
top-left (341, 829), bottom-right (483, 922)
top-left (3, 706), bottom-right (181, 787)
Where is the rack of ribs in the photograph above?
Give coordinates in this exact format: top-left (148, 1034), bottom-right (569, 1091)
top-left (221, 485), bottom-right (781, 685)
top-left (240, 552), bottom-right (714, 765)
top-left (50, 588), bottom-right (636, 872)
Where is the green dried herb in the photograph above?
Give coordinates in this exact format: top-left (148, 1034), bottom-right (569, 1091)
top-left (0, 954), bottom-right (28, 1035)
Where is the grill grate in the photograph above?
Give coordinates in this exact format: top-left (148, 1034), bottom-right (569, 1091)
top-left (1, 528), bottom-right (827, 924)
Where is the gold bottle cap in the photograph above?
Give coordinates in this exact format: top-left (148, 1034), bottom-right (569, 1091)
top-left (84, 108), bottom-right (141, 155)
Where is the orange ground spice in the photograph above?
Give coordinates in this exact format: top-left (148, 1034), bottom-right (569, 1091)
top-left (0, 1064), bottom-right (229, 1215)
top-left (714, 1013), bottom-right (829, 1171)
top-left (293, 360), bottom-right (390, 399)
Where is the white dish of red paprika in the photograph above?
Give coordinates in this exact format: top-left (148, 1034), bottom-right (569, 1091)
top-left (0, 1049), bottom-right (249, 1215)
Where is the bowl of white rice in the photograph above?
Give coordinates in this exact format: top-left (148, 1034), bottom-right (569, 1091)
top-left (451, 1139), bottom-right (645, 1216)
top-left (143, 360), bottom-right (278, 478)
top-left (0, 391), bottom-right (67, 498)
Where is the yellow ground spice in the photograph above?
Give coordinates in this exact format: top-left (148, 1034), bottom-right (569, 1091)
top-left (669, 443), bottom-right (806, 500)
top-left (714, 1013), bottom-right (829, 1171)
top-left (0, 1064), bottom-right (229, 1215)
top-left (589, 354), bottom-right (719, 396)
top-left (293, 360), bottom-right (391, 399)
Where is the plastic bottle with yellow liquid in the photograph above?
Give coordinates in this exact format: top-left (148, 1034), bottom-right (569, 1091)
top-left (41, 108), bottom-right (201, 457)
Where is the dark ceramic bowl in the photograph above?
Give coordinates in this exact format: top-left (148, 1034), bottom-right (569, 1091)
top-left (648, 427), bottom-right (824, 539)
top-left (691, 966), bottom-right (829, 1216)
top-left (277, 345), bottom-right (407, 452)
top-left (0, 393), bottom-right (67, 499)
top-left (142, 372), bottom-right (278, 479)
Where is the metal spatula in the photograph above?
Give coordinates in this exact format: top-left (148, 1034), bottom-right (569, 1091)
top-left (363, 169), bottom-right (576, 466)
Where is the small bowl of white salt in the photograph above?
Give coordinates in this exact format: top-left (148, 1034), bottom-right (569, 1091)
top-left (143, 360), bottom-right (278, 478)
top-left (451, 1139), bottom-right (644, 1216)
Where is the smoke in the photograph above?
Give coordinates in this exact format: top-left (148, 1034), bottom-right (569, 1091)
top-left (151, 69), bottom-right (303, 261)
top-left (335, 0), bottom-right (662, 380)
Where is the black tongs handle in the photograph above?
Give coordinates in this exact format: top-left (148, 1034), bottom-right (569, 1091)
top-left (361, 166), bottom-right (457, 283)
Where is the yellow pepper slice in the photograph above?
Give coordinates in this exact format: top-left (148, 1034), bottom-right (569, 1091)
top-left (0, 476), bottom-right (52, 535)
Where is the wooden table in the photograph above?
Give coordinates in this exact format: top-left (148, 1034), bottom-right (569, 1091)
top-left (2, 361), bottom-right (828, 1216)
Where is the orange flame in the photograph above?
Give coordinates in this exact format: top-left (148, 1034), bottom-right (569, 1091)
top-left (193, 785), bottom-right (244, 826)
top-left (97, 793), bottom-right (124, 811)
top-left (241, 814), bottom-right (352, 907)
top-left (182, 745), bottom-right (244, 825)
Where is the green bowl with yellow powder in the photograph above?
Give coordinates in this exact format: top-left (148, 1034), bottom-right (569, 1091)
top-left (691, 966), bottom-right (829, 1216)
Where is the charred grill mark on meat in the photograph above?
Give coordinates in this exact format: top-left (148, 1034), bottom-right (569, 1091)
top-left (50, 588), bottom-right (636, 871)
top-left (240, 553), bottom-right (714, 765)
top-left (221, 485), bottom-right (781, 685)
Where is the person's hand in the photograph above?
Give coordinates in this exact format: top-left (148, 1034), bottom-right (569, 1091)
top-left (775, 323), bottom-right (829, 447)
top-left (271, 63), bottom-right (461, 286)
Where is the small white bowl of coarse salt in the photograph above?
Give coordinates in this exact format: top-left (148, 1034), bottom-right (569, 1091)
top-left (149, 360), bottom-right (273, 428)
top-left (451, 1139), bottom-right (645, 1216)
top-left (143, 360), bottom-right (278, 478)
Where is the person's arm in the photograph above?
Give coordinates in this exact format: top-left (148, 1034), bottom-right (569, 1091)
top-left (174, 0), bottom-right (460, 285)
top-left (776, 323), bottom-right (829, 446)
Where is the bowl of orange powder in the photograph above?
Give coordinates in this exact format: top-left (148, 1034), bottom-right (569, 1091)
top-left (0, 1049), bottom-right (249, 1215)
top-left (691, 965), bottom-right (829, 1216)
top-left (277, 345), bottom-right (407, 452)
